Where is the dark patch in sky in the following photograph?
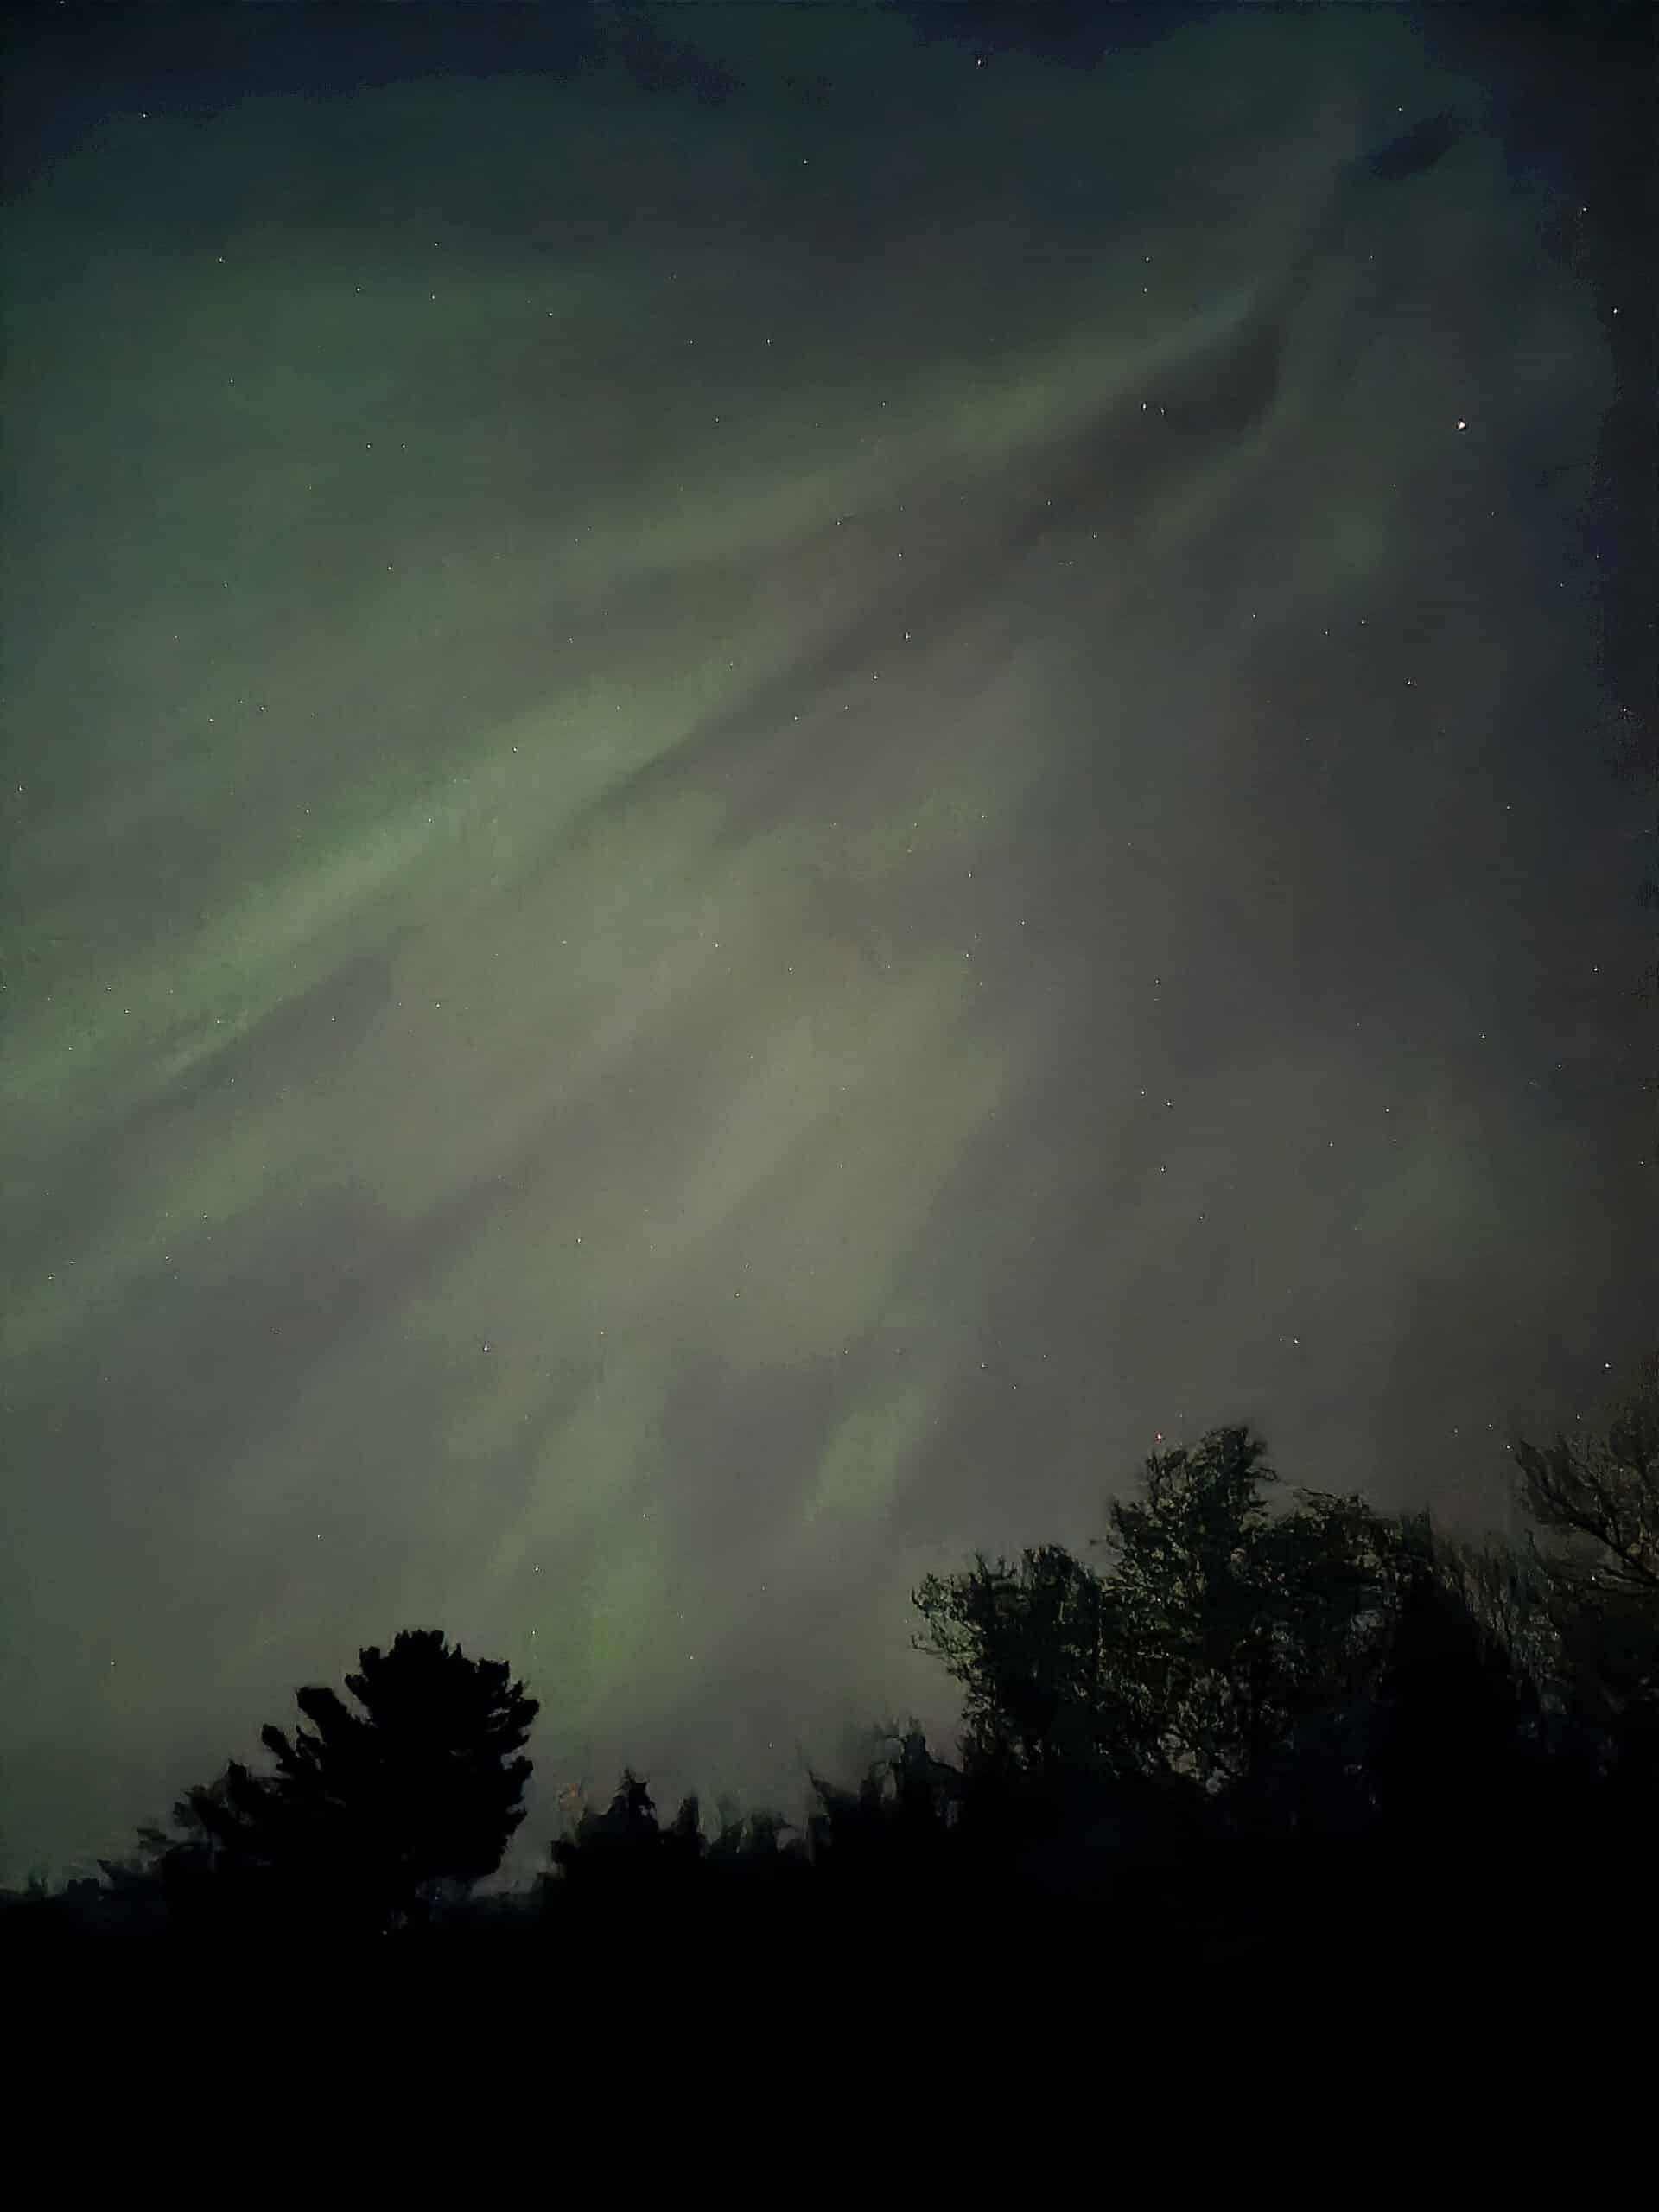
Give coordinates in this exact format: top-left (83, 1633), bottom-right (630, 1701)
top-left (1355, 111), bottom-right (1462, 187)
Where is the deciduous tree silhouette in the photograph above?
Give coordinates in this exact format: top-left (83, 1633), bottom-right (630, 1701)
top-left (910, 1541), bottom-right (1120, 1780)
top-left (1513, 1353), bottom-right (1659, 1810)
top-left (1514, 1354), bottom-right (1658, 1610)
top-left (912, 1426), bottom-right (1408, 1815)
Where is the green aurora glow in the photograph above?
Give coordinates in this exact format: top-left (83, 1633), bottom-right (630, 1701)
top-left (2, 8), bottom-right (1651, 1886)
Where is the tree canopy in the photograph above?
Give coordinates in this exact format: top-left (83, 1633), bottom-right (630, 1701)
top-left (118, 1628), bottom-right (537, 1936)
top-left (911, 1425), bottom-right (1412, 1809)
top-left (6, 1362), bottom-right (1652, 1983)
top-left (1511, 1354), bottom-right (1659, 1802)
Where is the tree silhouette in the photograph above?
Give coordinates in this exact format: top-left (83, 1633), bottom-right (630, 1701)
top-left (1514, 1355), bottom-right (1659, 1608)
top-left (910, 1541), bottom-right (1120, 1780)
top-left (16, 1379), bottom-right (1647, 1980)
top-left (1512, 1354), bottom-right (1659, 1812)
top-left (1096, 1428), bottom-right (1412, 1798)
top-left (804, 1722), bottom-right (959, 1880)
top-left (912, 1427), bottom-right (1408, 1817)
top-left (903, 1420), bottom-right (1643, 1984)
top-left (128, 1628), bottom-right (537, 1937)
top-left (1368, 1527), bottom-right (1537, 1829)
top-left (547, 1766), bottom-right (669, 1889)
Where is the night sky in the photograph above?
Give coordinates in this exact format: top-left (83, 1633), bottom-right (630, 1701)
top-left (3, 5), bottom-right (1653, 1892)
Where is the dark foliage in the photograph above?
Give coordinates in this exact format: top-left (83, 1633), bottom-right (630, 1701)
top-left (73, 1628), bottom-right (538, 1942)
top-left (6, 1372), bottom-right (1656, 1987)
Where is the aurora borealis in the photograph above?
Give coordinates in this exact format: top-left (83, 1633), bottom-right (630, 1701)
top-left (3, 5), bottom-right (1652, 1891)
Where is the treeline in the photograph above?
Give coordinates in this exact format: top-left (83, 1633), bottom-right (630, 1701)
top-left (5, 1361), bottom-right (1656, 1980)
